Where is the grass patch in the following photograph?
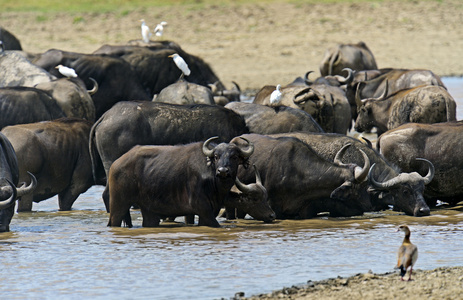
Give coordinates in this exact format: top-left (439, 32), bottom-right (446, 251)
top-left (0, 0), bottom-right (442, 13)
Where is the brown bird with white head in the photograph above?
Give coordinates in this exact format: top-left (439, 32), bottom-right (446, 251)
top-left (395, 225), bottom-right (418, 281)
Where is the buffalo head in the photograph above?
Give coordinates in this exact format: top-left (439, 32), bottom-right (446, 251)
top-left (368, 158), bottom-right (434, 216)
top-left (228, 165), bottom-right (276, 223)
top-left (202, 136), bottom-right (254, 179)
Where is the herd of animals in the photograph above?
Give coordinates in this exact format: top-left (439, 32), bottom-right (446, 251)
top-left (0, 22), bottom-right (461, 261)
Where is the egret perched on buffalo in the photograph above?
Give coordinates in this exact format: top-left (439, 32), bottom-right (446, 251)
top-left (154, 21), bottom-right (168, 37)
top-left (270, 84), bottom-right (282, 104)
top-left (140, 19), bottom-right (151, 43)
top-left (169, 53), bottom-right (191, 79)
top-left (55, 64), bottom-right (78, 78)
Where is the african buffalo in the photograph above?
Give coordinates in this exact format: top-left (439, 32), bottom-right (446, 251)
top-left (253, 82), bottom-right (351, 134)
top-left (230, 134), bottom-right (372, 219)
top-left (34, 78), bottom-right (97, 121)
top-left (377, 121), bottom-right (463, 207)
top-left (33, 49), bottom-right (150, 118)
top-left (90, 101), bottom-right (249, 210)
top-left (319, 42), bottom-right (377, 76)
top-left (224, 165), bottom-right (275, 222)
top-left (107, 137), bottom-right (257, 227)
top-left (271, 132), bottom-right (433, 216)
top-left (1, 118), bottom-right (94, 211)
top-left (346, 68), bottom-right (446, 116)
top-left (153, 80), bottom-right (215, 105)
top-left (0, 51), bottom-right (56, 88)
top-left (0, 133), bottom-right (36, 231)
top-left (225, 102), bottom-right (323, 134)
top-left (92, 43), bottom-right (235, 101)
top-left (355, 82), bottom-right (456, 135)
top-left (0, 86), bottom-right (66, 129)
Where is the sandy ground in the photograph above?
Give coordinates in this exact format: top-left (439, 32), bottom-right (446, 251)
top-left (1, 0), bottom-right (463, 93)
top-left (1, 1), bottom-right (463, 298)
top-left (241, 267), bottom-right (463, 300)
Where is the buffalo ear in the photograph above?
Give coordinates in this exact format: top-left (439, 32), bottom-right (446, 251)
top-left (330, 181), bottom-right (353, 201)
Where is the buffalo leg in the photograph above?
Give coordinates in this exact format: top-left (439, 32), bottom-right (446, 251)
top-left (141, 210), bottom-right (161, 227)
top-left (108, 204), bottom-right (132, 227)
top-left (16, 194), bottom-right (33, 212)
top-left (198, 212), bottom-right (220, 227)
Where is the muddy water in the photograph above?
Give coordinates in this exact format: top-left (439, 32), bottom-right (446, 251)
top-left (1, 78), bottom-right (462, 300)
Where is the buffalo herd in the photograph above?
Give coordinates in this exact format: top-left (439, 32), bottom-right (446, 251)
top-left (0, 25), bottom-right (461, 232)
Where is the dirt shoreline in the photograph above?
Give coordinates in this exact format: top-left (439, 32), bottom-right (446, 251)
top-left (240, 266), bottom-right (463, 300)
top-left (1, 1), bottom-right (463, 298)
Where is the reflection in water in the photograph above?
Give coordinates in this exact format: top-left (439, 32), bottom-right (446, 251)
top-left (1, 78), bottom-right (462, 299)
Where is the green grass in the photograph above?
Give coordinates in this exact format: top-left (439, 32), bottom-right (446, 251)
top-left (0, 0), bottom-right (443, 13)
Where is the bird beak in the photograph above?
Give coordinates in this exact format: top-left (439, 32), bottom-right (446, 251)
top-left (168, 54), bottom-right (174, 58)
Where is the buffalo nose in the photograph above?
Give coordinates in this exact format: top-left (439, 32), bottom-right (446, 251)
top-left (216, 167), bottom-right (229, 177)
top-left (415, 206), bottom-right (430, 217)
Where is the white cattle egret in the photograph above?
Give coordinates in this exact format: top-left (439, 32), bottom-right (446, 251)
top-left (55, 64), bottom-right (78, 78)
top-left (270, 84), bottom-right (282, 104)
top-left (154, 21), bottom-right (168, 37)
top-left (168, 53), bottom-right (191, 78)
top-left (140, 19), bottom-right (151, 43)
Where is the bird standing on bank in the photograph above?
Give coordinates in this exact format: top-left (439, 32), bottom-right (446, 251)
top-left (270, 84), bottom-right (282, 104)
top-left (154, 21), bottom-right (168, 37)
top-left (140, 19), bottom-right (151, 43)
top-left (395, 225), bottom-right (418, 281)
top-left (55, 64), bottom-right (78, 78)
top-left (168, 53), bottom-right (191, 79)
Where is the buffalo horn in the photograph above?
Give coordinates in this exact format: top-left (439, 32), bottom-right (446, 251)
top-left (354, 149), bottom-right (370, 182)
top-left (304, 71), bottom-right (315, 85)
top-left (368, 157), bottom-right (434, 189)
top-left (355, 82), bottom-right (365, 108)
top-left (202, 136), bottom-right (219, 158)
top-left (87, 77), bottom-right (99, 95)
top-left (294, 87), bottom-right (322, 104)
top-left (334, 143), bottom-right (352, 166)
top-left (417, 158), bottom-right (435, 184)
top-left (374, 79), bottom-right (388, 101)
top-left (234, 165), bottom-right (262, 194)
top-left (16, 172), bottom-right (37, 197)
top-left (237, 137), bottom-right (254, 158)
top-left (334, 144), bottom-right (370, 182)
top-left (0, 179), bottom-right (17, 210)
top-left (333, 68), bottom-right (354, 84)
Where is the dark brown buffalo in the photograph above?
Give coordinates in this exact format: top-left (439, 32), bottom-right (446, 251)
top-left (33, 49), bottom-right (151, 118)
top-left (230, 134), bottom-right (372, 219)
top-left (0, 133), bottom-right (36, 231)
top-left (92, 42), bottom-right (237, 101)
top-left (377, 121), bottom-right (463, 207)
top-left (319, 42), bottom-right (377, 76)
top-left (0, 86), bottom-right (66, 129)
top-left (108, 137), bottom-right (258, 227)
top-left (253, 82), bottom-right (351, 134)
top-left (224, 102), bottom-right (323, 134)
top-left (1, 118), bottom-right (94, 211)
top-left (355, 82), bottom-right (456, 135)
top-left (90, 102), bottom-right (249, 210)
top-left (271, 132), bottom-right (433, 216)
